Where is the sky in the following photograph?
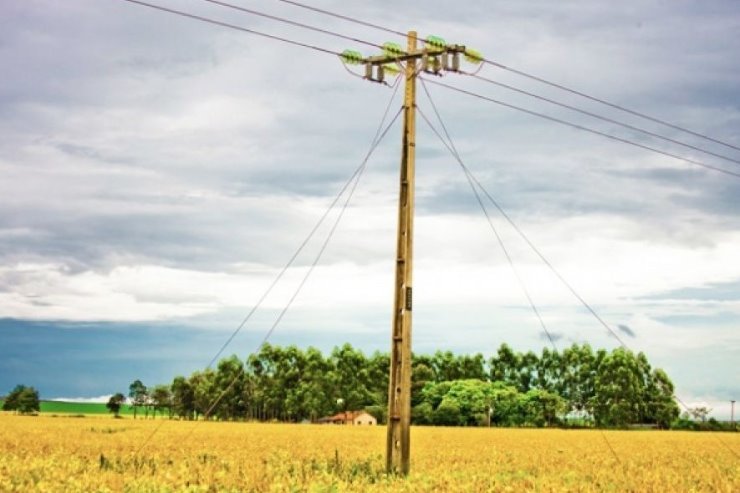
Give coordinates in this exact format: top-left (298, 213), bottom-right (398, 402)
top-left (1, 1), bottom-right (738, 418)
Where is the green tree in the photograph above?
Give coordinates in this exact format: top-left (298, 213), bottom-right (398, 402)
top-left (433, 398), bottom-right (463, 426)
top-left (591, 348), bottom-right (641, 427)
top-left (214, 356), bottom-right (245, 420)
top-left (191, 369), bottom-right (218, 420)
top-left (488, 382), bottom-right (521, 426)
top-left (17, 387), bottom-right (41, 414)
top-left (366, 351), bottom-right (389, 409)
top-left (2, 384), bottom-right (27, 411)
top-left (443, 379), bottom-right (496, 426)
top-left (128, 379), bottom-right (148, 419)
top-left (285, 347), bottom-right (334, 422)
top-left (432, 351), bottom-right (464, 382)
top-left (106, 393), bottom-right (126, 418)
top-left (330, 344), bottom-right (372, 413)
top-left (534, 347), bottom-right (561, 392)
top-left (171, 376), bottom-right (195, 420)
top-left (489, 344), bottom-right (521, 389)
top-left (645, 369), bottom-right (679, 428)
top-left (412, 401), bottom-right (434, 425)
top-left (518, 389), bottom-right (566, 427)
top-left (559, 344), bottom-right (597, 417)
top-left (411, 360), bottom-right (435, 407)
top-left (3, 385), bottom-right (40, 414)
top-left (150, 384), bottom-right (172, 418)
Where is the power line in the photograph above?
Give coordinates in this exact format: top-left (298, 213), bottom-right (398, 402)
top-left (422, 78), bottom-right (740, 179)
top-left (270, 0), bottom-right (739, 154)
top-left (272, 0), bottom-right (408, 39)
top-left (133, 0), bottom-right (739, 169)
top-left (417, 93), bottom-right (624, 464)
top-left (187, 104), bottom-right (403, 436)
top-left (416, 85), bottom-right (632, 348)
top-left (196, 0), bottom-right (384, 51)
top-left (465, 72), bottom-right (740, 167)
top-left (416, 83), bottom-right (557, 353)
top-left (206, 75), bottom-right (403, 370)
top-left (418, 95), bottom-right (739, 461)
top-left (120, 0), bottom-right (340, 56)
top-left (415, 101), bottom-right (629, 346)
top-left (133, 94), bottom-right (403, 457)
top-left (481, 60), bottom-right (740, 153)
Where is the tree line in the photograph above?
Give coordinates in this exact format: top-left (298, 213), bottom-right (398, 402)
top-left (114, 342), bottom-right (681, 428)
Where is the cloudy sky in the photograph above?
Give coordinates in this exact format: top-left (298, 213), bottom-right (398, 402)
top-left (1, 1), bottom-right (738, 417)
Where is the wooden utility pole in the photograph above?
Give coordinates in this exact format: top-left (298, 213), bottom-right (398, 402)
top-left (342, 31), bottom-right (479, 476)
top-left (386, 30), bottom-right (418, 476)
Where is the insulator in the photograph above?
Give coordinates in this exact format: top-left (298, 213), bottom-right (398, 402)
top-left (426, 35), bottom-right (447, 48)
top-left (441, 53), bottom-right (449, 72)
top-left (376, 64), bottom-right (385, 83)
top-left (432, 57), bottom-right (442, 74)
top-left (340, 49), bottom-right (363, 65)
top-left (382, 42), bottom-right (404, 58)
top-left (452, 53), bottom-right (460, 72)
top-left (421, 54), bottom-right (429, 71)
top-left (365, 63), bottom-right (373, 79)
top-left (383, 63), bottom-right (401, 75)
top-left (464, 48), bottom-right (484, 64)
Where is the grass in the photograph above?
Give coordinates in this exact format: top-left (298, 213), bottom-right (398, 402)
top-left (1, 399), bottom-right (139, 416)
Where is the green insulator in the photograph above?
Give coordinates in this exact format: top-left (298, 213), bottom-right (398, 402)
top-left (382, 42), bottom-right (404, 57)
top-left (464, 48), bottom-right (484, 64)
top-left (340, 49), bottom-right (363, 65)
top-left (426, 35), bottom-right (447, 48)
top-left (383, 63), bottom-right (401, 75)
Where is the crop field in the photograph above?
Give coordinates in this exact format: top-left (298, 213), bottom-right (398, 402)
top-left (0, 414), bottom-right (737, 492)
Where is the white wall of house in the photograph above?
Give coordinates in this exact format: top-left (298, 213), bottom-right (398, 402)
top-left (351, 412), bottom-right (377, 425)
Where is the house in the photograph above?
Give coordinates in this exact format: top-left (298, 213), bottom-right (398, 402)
top-left (317, 410), bottom-right (377, 425)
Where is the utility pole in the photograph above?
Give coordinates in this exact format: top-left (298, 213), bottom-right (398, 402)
top-left (386, 30), bottom-right (418, 477)
top-left (341, 32), bottom-right (481, 475)
top-left (732, 400), bottom-right (736, 429)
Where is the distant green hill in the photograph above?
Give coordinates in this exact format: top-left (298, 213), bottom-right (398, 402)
top-left (1, 399), bottom-right (139, 415)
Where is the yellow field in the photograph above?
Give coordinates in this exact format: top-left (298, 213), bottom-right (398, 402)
top-left (0, 414), bottom-right (737, 492)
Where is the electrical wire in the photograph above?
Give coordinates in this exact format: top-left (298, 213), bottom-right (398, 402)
top-left (197, 0), bottom-right (384, 51)
top-left (464, 71), bottom-right (740, 167)
top-left (418, 86), bottom-right (738, 460)
top-left (422, 78), bottom-right (740, 179)
top-left (205, 74), bottom-right (402, 370)
top-left (133, 100), bottom-right (403, 457)
top-left (418, 81), bottom-right (632, 349)
top-left (272, 0), bottom-right (408, 39)
top-left (185, 104), bottom-right (403, 437)
top-left (417, 81), bottom-right (557, 353)
top-left (417, 95), bottom-right (624, 464)
top-left (122, 0), bottom-right (738, 461)
top-left (120, 0), bottom-right (340, 56)
top-left (481, 60), bottom-right (740, 153)
top-left (270, 0), bottom-right (740, 153)
top-left (419, 109), bottom-right (557, 354)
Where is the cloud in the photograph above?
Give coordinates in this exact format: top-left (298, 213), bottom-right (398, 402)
top-left (539, 331), bottom-right (564, 343)
top-left (617, 324), bottom-right (636, 338)
top-left (50, 395), bottom-right (112, 404)
top-left (0, 0), bottom-right (738, 408)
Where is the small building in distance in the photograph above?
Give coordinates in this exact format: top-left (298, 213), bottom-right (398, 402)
top-left (318, 410), bottom-right (377, 425)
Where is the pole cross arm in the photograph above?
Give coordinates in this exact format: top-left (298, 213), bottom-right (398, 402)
top-left (362, 45), bottom-right (467, 65)
top-left (361, 45), bottom-right (468, 83)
